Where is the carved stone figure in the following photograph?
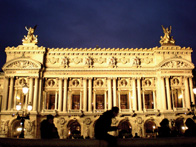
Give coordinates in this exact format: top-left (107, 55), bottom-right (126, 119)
top-left (22, 25), bottom-right (38, 45)
top-left (84, 57), bottom-right (92, 67)
top-left (107, 57), bottom-right (116, 67)
top-left (26, 120), bottom-right (35, 136)
top-left (61, 57), bottom-right (69, 68)
top-left (160, 25), bottom-right (175, 45)
top-left (131, 56), bottom-right (140, 66)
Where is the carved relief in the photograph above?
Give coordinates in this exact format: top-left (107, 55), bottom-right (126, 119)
top-left (131, 56), bottom-right (140, 66)
top-left (45, 79), bottom-right (57, 87)
top-left (162, 61), bottom-right (191, 68)
top-left (84, 118), bottom-right (92, 125)
top-left (97, 57), bottom-right (106, 64)
top-left (84, 56), bottom-right (93, 67)
top-left (69, 78), bottom-right (82, 88)
top-left (171, 77), bottom-right (182, 86)
top-left (60, 57), bottom-right (69, 68)
top-left (107, 57), bottom-right (116, 67)
top-left (26, 120), bottom-right (35, 136)
top-left (72, 57), bottom-right (82, 64)
top-left (120, 57), bottom-right (129, 64)
top-left (94, 79), bottom-right (105, 87)
top-left (7, 60), bottom-right (38, 68)
top-left (47, 57), bottom-right (59, 64)
top-left (0, 120), bottom-right (9, 135)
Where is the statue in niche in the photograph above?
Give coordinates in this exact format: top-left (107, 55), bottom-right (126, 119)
top-left (160, 25), bottom-right (175, 45)
top-left (22, 25), bottom-right (38, 45)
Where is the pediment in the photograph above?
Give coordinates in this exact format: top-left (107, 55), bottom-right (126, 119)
top-left (2, 58), bottom-right (41, 70)
top-left (159, 57), bottom-right (194, 69)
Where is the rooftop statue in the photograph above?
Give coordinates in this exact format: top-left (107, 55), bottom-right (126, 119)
top-left (22, 25), bottom-right (38, 45)
top-left (160, 25), bottom-right (175, 45)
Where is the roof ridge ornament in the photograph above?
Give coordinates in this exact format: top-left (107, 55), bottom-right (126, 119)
top-left (22, 25), bottom-right (38, 45)
top-left (160, 25), bottom-right (175, 46)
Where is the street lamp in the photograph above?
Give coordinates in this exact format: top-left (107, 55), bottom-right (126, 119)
top-left (13, 84), bottom-right (32, 138)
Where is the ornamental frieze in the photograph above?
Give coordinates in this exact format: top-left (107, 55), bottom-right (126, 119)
top-left (6, 60), bottom-right (38, 69)
top-left (161, 61), bottom-right (191, 68)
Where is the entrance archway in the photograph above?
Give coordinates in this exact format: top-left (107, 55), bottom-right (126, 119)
top-left (144, 119), bottom-right (157, 138)
top-left (67, 119), bottom-right (81, 139)
top-left (174, 117), bottom-right (185, 136)
top-left (118, 119), bottom-right (132, 138)
top-left (11, 119), bottom-right (22, 138)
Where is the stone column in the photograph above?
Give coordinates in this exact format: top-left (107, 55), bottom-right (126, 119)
top-left (38, 78), bottom-right (43, 112)
top-left (161, 77), bottom-right (166, 110)
top-left (83, 78), bottom-right (87, 112)
top-left (80, 91), bottom-right (82, 110)
top-left (68, 92), bottom-right (72, 111)
top-left (113, 78), bottom-right (117, 107)
top-left (189, 77), bottom-right (195, 104)
top-left (88, 78), bottom-right (92, 112)
top-left (184, 77), bottom-right (190, 109)
top-left (132, 78), bottom-right (137, 111)
top-left (58, 78), bottom-right (63, 111)
top-left (28, 78), bottom-right (34, 104)
top-left (33, 77), bottom-right (38, 111)
top-left (142, 90), bottom-right (145, 111)
top-left (2, 77), bottom-right (9, 110)
top-left (137, 78), bottom-right (142, 111)
top-left (105, 91), bottom-right (107, 110)
top-left (13, 89), bottom-right (18, 110)
top-left (55, 91), bottom-right (58, 110)
top-left (107, 78), bottom-right (112, 109)
top-left (8, 77), bottom-right (14, 110)
top-left (153, 90), bottom-right (156, 110)
top-left (129, 91), bottom-right (132, 110)
top-left (93, 90), bottom-right (96, 112)
top-left (166, 77), bottom-right (172, 110)
top-left (118, 91), bottom-right (121, 111)
top-left (63, 78), bottom-right (68, 112)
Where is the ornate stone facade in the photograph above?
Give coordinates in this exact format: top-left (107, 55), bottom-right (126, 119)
top-left (0, 26), bottom-right (195, 138)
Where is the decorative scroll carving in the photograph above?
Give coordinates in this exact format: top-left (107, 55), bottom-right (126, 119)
top-left (160, 25), bottom-right (175, 45)
top-left (120, 57), bottom-right (129, 64)
top-left (84, 118), bottom-right (92, 125)
top-left (73, 57), bottom-right (82, 64)
top-left (97, 57), bottom-right (106, 64)
top-left (6, 60), bottom-right (38, 68)
top-left (22, 25), bottom-right (38, 45)
top-left (161, 61), bottom-right (191, 68)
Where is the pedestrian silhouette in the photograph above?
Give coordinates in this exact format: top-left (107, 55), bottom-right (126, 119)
top-left (158, 118), bottom-right (171, 137)
top-left (185, 118), bottom-right (196, 137)
top-left (40, 114), bottom-right (59, 139)
top-left (94, 107), bottom-right (119, 147)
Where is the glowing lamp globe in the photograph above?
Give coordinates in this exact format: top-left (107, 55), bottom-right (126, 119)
top-left (16, 105), bottom-right (21, 111)
top-left (27, 104), bottom-right (32, 111)
top-left (22, 85), bottom-right (29, 94)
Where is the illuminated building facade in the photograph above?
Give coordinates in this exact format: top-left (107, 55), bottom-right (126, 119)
top-left (0, 26), bottom-right (195, 138)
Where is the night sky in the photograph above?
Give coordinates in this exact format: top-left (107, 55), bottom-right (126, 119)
top-left (1, 0), bottom-right (196, 70)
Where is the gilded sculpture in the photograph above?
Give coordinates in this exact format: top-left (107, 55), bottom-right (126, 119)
top-left (160, 25), bottom-right (175, 45)
top-left (22, 25), bottom-right (38, 45)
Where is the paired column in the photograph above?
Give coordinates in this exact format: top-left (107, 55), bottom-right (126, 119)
top-left (107, 78), bottom-right (112, 110)
top-left (63, 78), bottom-right (68, 112)
top-left (161, 77), bottom-right (166, 110)
top-left (132, 78), bottom-right (137, 111)
top-left (8, 77), bottom-right (14, 110)
top-left (189, 77), bottom-right (195, 104)
top-left (113, 78), bottom-right (117, 107)
top-left (33, 77), bottom-right (38, 111)
top-left (165, 77), bottom-right (172, 110)
top-left (83, 78), bottom-right (87, 112)
top-left (88, 78), bottom-right (92, 112)
top-left (58, 78), bottom-right (63, 111)
top-left (137, 78), bottom-right (142, 111)
top-left (184, 76), bottom-right (190, 109)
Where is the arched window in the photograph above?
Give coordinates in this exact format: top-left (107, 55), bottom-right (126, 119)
top-left (67, 120), bottom-right (81, 139)
top-left (118, 120), bottom-right (132, 138)
top-left (144, 119), bottom-right (157, 138)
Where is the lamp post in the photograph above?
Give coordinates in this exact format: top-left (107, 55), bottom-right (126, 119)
top-left (13, 84), bottom-right (32, 138)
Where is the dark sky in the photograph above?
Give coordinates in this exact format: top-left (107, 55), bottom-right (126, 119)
top-left (1, 0), bottom-right (196, 69)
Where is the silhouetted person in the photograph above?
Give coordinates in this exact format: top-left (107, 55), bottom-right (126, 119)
top-left (185, 118), bottom-right (196, 137)
top-left (40, 114), bottom-right (59, 139)
top-left (158, 118), bottom-right (171, 137)
top-left (134, 133), bottom-right (140, 138)
top-left (94, 107), bottom-right (119, 147)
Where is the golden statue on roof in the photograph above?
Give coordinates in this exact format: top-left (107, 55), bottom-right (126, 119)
top-left (22, 25), bottom-right (38, 45)
top-left (160, 25), bottom-right (175, 45)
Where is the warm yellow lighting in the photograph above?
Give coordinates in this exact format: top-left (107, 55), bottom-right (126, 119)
top-left (153, 126), bottom-right (156, 129)
top-left (27, 104), bottom-right (32, 111)
top-left (178, 94), bottom-right (183, 99)
top-left (193, 88), bottom-right (196, 94)
top-left (181, 126), bottom-right (188, 130)
top-left (17, 127), bottom-right (22, 132)
top-left (22, 84), bottom-right (29, 94)
top-left (16, 96), bottom-right (20, 100)
top-left (16, 105), bottom-right (21, 111)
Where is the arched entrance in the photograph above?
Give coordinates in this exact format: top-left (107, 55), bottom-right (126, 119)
top-left (144, 119), bottom-right (157, 138)
top-left (118, 119), bottom-right (132, 138)
top-left (67, 119), bottom-right (81, 139)
top-left (174, 117), bottom-right (185, 136)
top-left (11, 119), bottom-right (22, 138)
